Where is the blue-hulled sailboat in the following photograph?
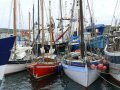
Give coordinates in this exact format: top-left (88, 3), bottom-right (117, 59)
top-left (0, 36), bottom-right (16, 86)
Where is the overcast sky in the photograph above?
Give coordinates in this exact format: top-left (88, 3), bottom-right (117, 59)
top-left (0, 0), bottom-right (118, 29)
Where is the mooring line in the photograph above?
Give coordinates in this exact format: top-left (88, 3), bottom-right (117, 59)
top-left (97, 72), bottom-right (120, 89)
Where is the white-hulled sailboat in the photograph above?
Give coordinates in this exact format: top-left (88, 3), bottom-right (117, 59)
top-left (5, 0), bottom-right (33, 75)
top-left (62, 0), bottom-right (100, 87)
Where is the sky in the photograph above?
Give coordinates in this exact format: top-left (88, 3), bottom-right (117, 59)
top-left (0, 0), bottom-right (118, 29)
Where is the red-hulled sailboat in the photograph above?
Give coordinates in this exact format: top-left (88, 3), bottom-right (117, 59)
top-left (27, 0), bottom-right (60, 79)
top-left (27, 57), bottom-right (60, 78)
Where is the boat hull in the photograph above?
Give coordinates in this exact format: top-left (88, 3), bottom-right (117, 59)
top-left (104, 45), bottom-right (120, 82)
top-left (28, 64), bottom-right (59, 79)
top-left (5, 64), bottom-right (27, 75)
top-left (62, 64), bottom-right (99, 87)
top-left (108, 63), bottom-right (120, 82)
top-left (0, 80), bottom-right (2, 87)
top-left (0, 36), bottom-right (16, 86)
top-left (4, 55), bottom-right (32, 75)
top-left (0, 65), bottom-right (6, 81)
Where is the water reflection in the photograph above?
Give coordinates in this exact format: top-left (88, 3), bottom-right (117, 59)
top-left (30, 74), bottom-right (59, 90)
top-left (1, 71), bottom-right (120, 90)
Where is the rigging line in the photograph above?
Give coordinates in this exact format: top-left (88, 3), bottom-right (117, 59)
top-left (87, 0), bottom-right (95, 35)
top-left (84, 0), bottom-right (88, 27)
top-left (8, 0), bottom-right (13, 33)
top-left (18, 0), bottom-right (21, 31)
top-left (110, 0), bottom-right (119, 29)
top-left (114, 1), bottom-right (120, 22)
top-left (87, 0), bottom-right (93, 22)
top-left (64, 0), bottom-right (67, 19)
top-left (19, 0), bottom-right (24, 30)
top-left (90, 0), bottom-right (95, 20)
top-left (68, 0), bottom-right (75, 36)
top-left (43, 0), bottom-right (49, 25)
top-left (83, 1), bottom-right (87, 27)
top-left (67, 0), bottom-right (75, 53)
top-left (115, 3), bottom-right (120, 28)
top-left (88, 0), bottom-right (95, 22)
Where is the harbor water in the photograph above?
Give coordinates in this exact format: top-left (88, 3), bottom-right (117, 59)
top-left (0, 71), bottom-right (120, 90)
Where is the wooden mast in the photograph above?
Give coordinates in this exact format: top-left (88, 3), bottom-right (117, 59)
top-left (59, 0), bottom-right (63, 41)
top-left (33, 4), bottom-right (35, 44)
top-left (35, 0), bottom-right (41, 42)
top-left (41, 0), bottom-right (44, 48)
top-left (79, 0), bottom-right (84, 58)
top-left (38, 0), bottom-right (40, 43)
top-left (28, 12), bottom-right (31, 45)
top-left (14, 0), bottom-right (17, 50)
top-left (49, 0), bottom-right (52, 50)
top-left (40, 0), bottom-right (45, 57)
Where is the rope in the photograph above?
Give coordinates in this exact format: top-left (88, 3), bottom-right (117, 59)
top-left (97, 71), bottom-right (120, 89)
top-left (44, 0), bottom-right (48, 25)
top-left (109, 0), bottom-right (120, 33)
top-left (18, 0), bottom-right (24, 31)
top-left (8, 0), bottom-right (13, 33)
top-left (110, 0), bottom-right (118, 25)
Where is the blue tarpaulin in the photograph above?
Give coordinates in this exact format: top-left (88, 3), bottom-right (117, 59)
top-left (90, 35), bottom-right (107, 49)
top-left (70, 35), bottom-right (80, 51)
top-left (86, 24), bottom-right (105, 35)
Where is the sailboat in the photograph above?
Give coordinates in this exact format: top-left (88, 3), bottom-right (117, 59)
top-left (5, 0), bottom-right (33, 75)
top-left (62, 0), bottom-right (100, 87)
top-left (0, 36), bottom-right (15, 86)
top-left (27, 0), bottom-right (60, 79)
top-left (104, 30), bottom-right (120, 82)
top-left (103, 0), bottom-right (120, 82)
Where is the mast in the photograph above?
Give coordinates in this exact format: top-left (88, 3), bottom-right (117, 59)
top-left (59, 0), bottom-right (63, 41)
top-left (41, 0), bottom-right (44, 48)
top-left (79, 0), bottom-right (84, 58)
top-left (40, 0), bottom-right (45, 58)
top-left (14, 0), bottom-right (17, 50)
top-left (33, 4), bottom-right (35, 44)
top-left (35, 0), bottom-right (41, 42)
top-left (37, 0), bottom-right (40, 56)
top-left (28, 12), bottom-right (31, 46)
top-left (49, 0), bottom-right (52, 49)
top-left (38, 0), bottom-right (40, 43)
